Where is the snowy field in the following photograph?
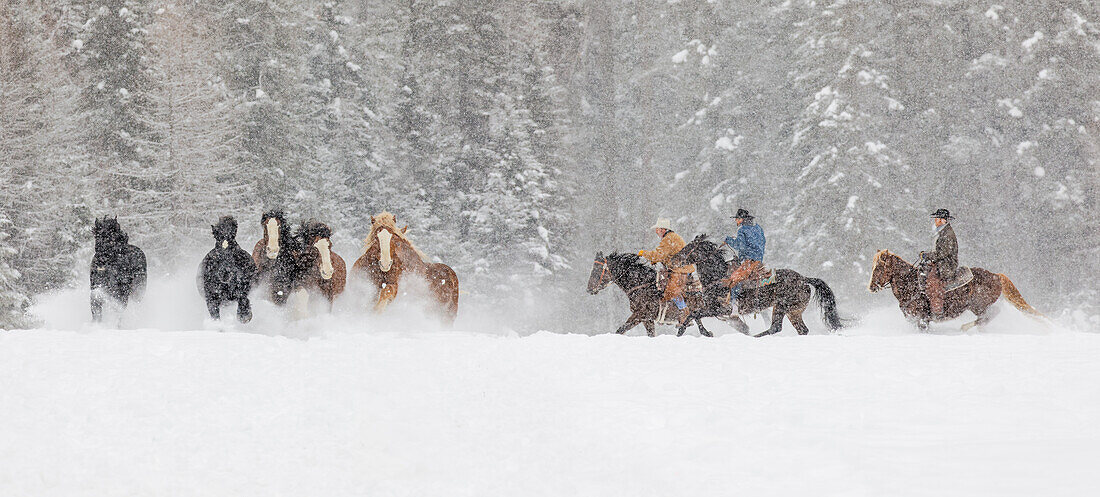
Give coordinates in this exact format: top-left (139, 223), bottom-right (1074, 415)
top-left (3, 279), bottom-right (1099, 496)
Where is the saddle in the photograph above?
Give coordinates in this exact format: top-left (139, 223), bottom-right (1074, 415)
top-left (655, 268), bottom-right (703, 293)
top-left (945, 266), bottom-right (974, 292)
top-left (739, 265), bottom-right (776, 290)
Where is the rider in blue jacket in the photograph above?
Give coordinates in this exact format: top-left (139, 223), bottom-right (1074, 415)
top-left (722, 209), bottom-right (765, 310)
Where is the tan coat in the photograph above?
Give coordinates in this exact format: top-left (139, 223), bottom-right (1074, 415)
top-left (641, 231), bottom-right (696, 274)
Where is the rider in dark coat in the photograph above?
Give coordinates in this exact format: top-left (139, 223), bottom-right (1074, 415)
top-left (921, 208), bottom-right (958, 317)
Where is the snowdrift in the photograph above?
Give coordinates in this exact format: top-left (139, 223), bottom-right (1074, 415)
top-left (5, 266), bottom-right (1098, 495)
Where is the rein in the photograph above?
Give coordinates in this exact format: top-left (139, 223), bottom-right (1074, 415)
top-left (595, 259), bottom-right (653, 297)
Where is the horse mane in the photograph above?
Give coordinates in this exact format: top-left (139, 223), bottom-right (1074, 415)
top-left (873, 249), bottom-right (909, 267)
top-left (301, 219), bottom-right (332, 241)
top-left (363, 212), bottom-right (430, 262)
top-left (607, 252), bottom-right (655, 277)
top-left (261, 210), bottom-right (286, 225)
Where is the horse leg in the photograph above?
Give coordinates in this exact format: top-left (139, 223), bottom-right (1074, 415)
top-left (237, 295), bottom-right (253, 324)
top-left (374, 281), bottom-right (398, 313)
top-left (788, 309), bottom-right (810, 336)
top-left (754, 309), bottom-right (786, 337)
top-left (90, 292), bottom-right (104, 323)
top-left (291, 288), bottom-right (310, 320)
top-left (676, 311), bottom-right (693, 337)
top-left (206, 297), bottom-right (221, 320)
top-left (643, 320), bottom-right (656, 338)
top-left (729, 316), bottom-right (751, 335)
top-left (615, 312), bottom-right (644, 335)
top-left (962, 304), bottom-right (1000, 331)
top-left (695, 317), bottom-right (713, 337)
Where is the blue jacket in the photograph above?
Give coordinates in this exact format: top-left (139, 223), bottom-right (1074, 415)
top-left (725, 222), bottom-right (765, 262)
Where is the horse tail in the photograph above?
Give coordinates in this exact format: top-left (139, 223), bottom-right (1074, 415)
top-left (997, 274), bottom-right (1044, 318)
top-left (806, 277), bottom-right (844, 331)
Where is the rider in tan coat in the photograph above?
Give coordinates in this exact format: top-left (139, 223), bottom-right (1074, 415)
top-left (639, 218), bottom-right (695, 309)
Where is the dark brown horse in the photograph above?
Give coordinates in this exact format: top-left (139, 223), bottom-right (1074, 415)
top-left (299, 220), bottom-right (347, 309)
top-left (250, 210), bottom-right (307, 306)
top-left (587, 252), bottom-right (710, 337)
top-left (869, 250), bottom-right (1043, 330)
top-left (670, 235), bottom-right (844, 337)
top-left (351, 212), bottom-right (459, 323)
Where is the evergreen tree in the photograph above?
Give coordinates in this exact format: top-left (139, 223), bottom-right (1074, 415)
top-left (70, 0), bottom-right (168, 225)
top-left (291, 0), bottom-right (379, 236)
top-left (0, 213), bottom-right (28, 329)
top-left (212, 0), bottom-right (306, 207)
top-left (147, 0), bottom-right (259, 247)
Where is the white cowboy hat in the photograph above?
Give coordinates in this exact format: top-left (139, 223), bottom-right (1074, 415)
top-left (650, 218), bottom-right (672, 231)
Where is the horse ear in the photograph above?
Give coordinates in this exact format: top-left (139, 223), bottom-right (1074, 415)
top-left (596, 251), bottom-right (603, 258)
top-left (402, 225), bottom-right (408, 234)
top-left (370, 216), bottom-right (375, 225)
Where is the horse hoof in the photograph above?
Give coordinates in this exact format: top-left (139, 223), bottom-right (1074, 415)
top-left (700, 330), bottom-right (713, 337)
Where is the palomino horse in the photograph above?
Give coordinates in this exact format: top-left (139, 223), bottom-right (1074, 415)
top-left (587, 252), bottom-right (710, 337)
top-left (251, 210), bottom-right (308, 306)
top-left (299, 220), bottom-right (347, 309)
top-left (869, 249), bottom-right (1043, 330)
top-left (90, 216), bottom-right (147, 323)
top-left (352, 212), bottom-right (459, 323)
top-left (670, 235), bottom-right (844, 337)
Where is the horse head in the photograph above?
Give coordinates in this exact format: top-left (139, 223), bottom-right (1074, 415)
top-left (672, 234), bottom-right (722, 267)
top-left (366, 213), bottom-right (410, 273)
top-left (94, 216), bottom-right (127, 250)
top-left (211, 216), bottom-right (238, 249)
top-left (260, 210), bottom-right (288, 259)
top-left (587, 251), bottom-right (612, 295)
top-left (869, 249), bottom-right (908, 292)
top-left (302, 220), bottom-right (336, 280)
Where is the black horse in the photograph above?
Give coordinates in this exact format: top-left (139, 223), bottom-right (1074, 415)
top-left (90, 217), bottom-right (147, 323)
top-left (199, 216), bottom-right (257, 322)
top-left (670, 235), bottom-right (844, 337)
top-left (587, 252), bottom-right (710, 337)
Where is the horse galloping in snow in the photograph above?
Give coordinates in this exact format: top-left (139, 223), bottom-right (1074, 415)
top-left (90, 216), bottom-right (147, 323)
top-left (670, 235), bottom-right (844, 337)
top-left (352, 212), bottom-right (458, 324)
top-left (298, 219), bottom-right (347, 310)
top-left (868, 249), bottom-right (1043, 330)
top-left (251, 210), bottom-right (308, 306)
top-left (199, 216), bottom-right (257, 323)
top-left (587, 251), bottom-right (710, 337)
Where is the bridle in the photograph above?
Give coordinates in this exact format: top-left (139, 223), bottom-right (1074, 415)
top-left (592, 259), bottom-right (612, 291)
top-left (870, 259), bottom-right (891, 291)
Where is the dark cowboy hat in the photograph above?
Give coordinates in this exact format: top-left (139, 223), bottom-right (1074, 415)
top-left (930, 208), bottom-right (954, 220)
top-left (731, 208), bottom-right (754, 220)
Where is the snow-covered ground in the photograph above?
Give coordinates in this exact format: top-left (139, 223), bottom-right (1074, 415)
top-left (4, 276), bottom-right (1098, 496)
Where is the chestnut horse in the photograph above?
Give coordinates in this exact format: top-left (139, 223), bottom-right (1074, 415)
top-left (352, 212), bottom-right (459, 323)
top-left (869, 249), bottom-right (1043, 330)
top-left (299, 220), bottom-right (347, 309)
